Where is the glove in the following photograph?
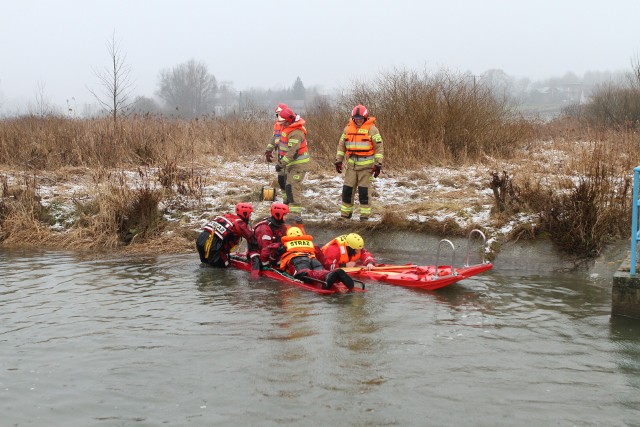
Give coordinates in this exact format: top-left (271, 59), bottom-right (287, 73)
top-left (275, 164), bottom-right (283, 172)
top-left (372, 164), bottom-right (382, 178)
top-left (265, 151), bottom-right (273, 163)
top-left (334, 161), bottom-right (343, 173)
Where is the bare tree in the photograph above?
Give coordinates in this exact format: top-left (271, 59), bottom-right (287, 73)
top-left (29, 81), bottom-right (54, 117)
top-left (156, 59), bottom-right (217, 118)
top-left (88, 31), bottom-right (135, 123)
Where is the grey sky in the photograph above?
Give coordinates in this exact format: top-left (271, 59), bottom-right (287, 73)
top-left (2, 0), bottom-right (639, 112)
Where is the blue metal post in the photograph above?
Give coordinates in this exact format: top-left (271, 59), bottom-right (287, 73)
top-left (631, 167), bottom-right (640, 275)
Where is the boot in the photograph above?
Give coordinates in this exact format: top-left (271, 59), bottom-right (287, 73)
top-left (323, 271), bottom-right (338, 290)
top-left (336, 269), bottom-right (355, 290)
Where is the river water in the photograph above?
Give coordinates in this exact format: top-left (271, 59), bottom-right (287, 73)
top-left (2, 232), bottom-right (640, 426)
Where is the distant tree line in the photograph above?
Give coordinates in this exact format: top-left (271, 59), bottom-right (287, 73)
top-left (562, 57), bottom-right (640, 128)
top-left (82, 34), bottom-right (319, 120)
top-left (5, 32), bottom-right (638, 124)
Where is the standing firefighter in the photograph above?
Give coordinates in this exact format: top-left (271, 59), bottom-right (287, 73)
top-left (334, 104), bottom-right (384, 221)
top-left (275, 107), bottom-right (310, 218)
top-left (264, 103), bottom-right (289, 203)
top-left (196, 203), bottom-right (255, 267)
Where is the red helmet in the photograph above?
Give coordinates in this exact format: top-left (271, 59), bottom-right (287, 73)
top-left (270, 202), bottom-right (289, 221)
top-left (351, 104), bottom-right (369, 120)
top-left (235, 202), bottom-right (253, 221)
top-left (278, 107), bottom-right (296, 124)
top-left (275, 103), bottom-right (288, 114)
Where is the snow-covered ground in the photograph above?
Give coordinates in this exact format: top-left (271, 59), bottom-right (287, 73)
top-left (0, 152), bottom-right (544, 258)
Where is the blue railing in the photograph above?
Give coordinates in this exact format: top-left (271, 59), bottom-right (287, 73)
top-left (631, 166), bottom-right (640, 275)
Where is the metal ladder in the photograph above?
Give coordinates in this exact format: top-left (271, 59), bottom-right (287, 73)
top-left (433, 229), bottom-right (488, 279)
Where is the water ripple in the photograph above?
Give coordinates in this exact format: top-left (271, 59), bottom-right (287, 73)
top-left (1, 249), bottom-right (640, 426)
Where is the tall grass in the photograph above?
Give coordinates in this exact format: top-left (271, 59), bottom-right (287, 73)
top-left (334, 69), bottom-right (534, 164)
top-left (0, 70), bottom-right (533, 172)
top-left (0, 68), bottom-right (636, 257)
top-left (505, 134), bottom-right (634, 258)
top-left (0, 114), bottom-right (274, 169)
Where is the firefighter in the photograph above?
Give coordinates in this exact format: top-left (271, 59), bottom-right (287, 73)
top-left (196, 203), bottom-right (255, 267)
top-left (279, 227), bottom-right (354, 290)
top-left (321, 233), bottom-right (376, 271)
top-left (275, 107), bottom-right (310, 218)
top-left (250, 202), bottom-right (290, 274)
top-left (264, 103), bottom-right (289, 203)
top-left (334, 104), bottom-right (384, 221)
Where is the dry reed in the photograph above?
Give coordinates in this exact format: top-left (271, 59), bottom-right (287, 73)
top-left (1, 68), bottom-right (639, 258)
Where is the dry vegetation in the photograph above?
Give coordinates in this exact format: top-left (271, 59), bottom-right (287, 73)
top-left (1, 69), bottom-right (639, 259)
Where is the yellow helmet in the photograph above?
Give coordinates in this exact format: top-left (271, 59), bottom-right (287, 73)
top-left (287, 226), bottom-right (303, 237)
top-left (345, 233), bottom-right (364, 250)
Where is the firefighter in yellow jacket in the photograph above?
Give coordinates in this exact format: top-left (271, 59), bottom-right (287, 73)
top-left (276, 107), bottom-right (311, 218)
top-left (334, 104), bottom-right (384, 221)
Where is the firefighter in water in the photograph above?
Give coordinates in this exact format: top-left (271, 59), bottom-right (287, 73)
top-left (275, 107), bottom-right (310, 218)
top-left (264, 103), bottom-right (289, 203)
top-left (279, 227), bottom-right (354, 290)
top-left (196, 203), bottom-right (255, 267)
top-left (334, 104), bottom-right (384, 221)
top-left (321, 233), bottom-right (377, 271)
top-left (250, 202), bottom-right (290, 274)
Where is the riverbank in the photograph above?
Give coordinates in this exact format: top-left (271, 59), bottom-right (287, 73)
top-left (0, 148), bottom-right (539, 258)
top-left (0, 137), bottom-right (631, 263)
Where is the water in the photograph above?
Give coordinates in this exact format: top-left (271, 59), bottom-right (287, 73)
top-left (2, 240), bottom-right (640, 426)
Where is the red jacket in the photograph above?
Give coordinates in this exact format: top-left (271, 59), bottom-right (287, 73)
top-left (202, 213), bottom-right (254, 261)
top-left (252, 217), bottom-right (288, 265)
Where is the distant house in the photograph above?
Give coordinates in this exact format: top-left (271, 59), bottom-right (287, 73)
top-left (529, 83), bottom-right (592, 105)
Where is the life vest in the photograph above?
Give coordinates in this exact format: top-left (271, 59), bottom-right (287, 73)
top-left (321, 235), bottom-right (356, 265)
top-left (344, 117), bottom-right (376, 156)
top-left (280, 119), bottom-right (310, 165)
top-left (279, 234), bottom-right (316, 270)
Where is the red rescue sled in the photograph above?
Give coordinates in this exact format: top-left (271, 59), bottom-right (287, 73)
top-left (229, 253), bottom-right (365, 295)
top-left (342, 229), bottom-right (493, 290)
top-left (342, 262), bottom-right (492, 290)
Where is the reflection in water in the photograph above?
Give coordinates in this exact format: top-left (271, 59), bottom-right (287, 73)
top-left (609, 316), bottom-right (640, 396)
top-left (2, 247), bottom-right (640, 426)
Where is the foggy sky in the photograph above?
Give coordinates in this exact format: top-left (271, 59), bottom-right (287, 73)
top-left (1, 0), bottom-right (639, 112)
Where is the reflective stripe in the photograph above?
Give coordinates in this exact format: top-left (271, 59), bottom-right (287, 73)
top-left (340, 204), bottom-right (353, 214)
top-left (203, 232), bottom-right (215, 258)
top-left (347, 155), bottom-right (376, 166)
